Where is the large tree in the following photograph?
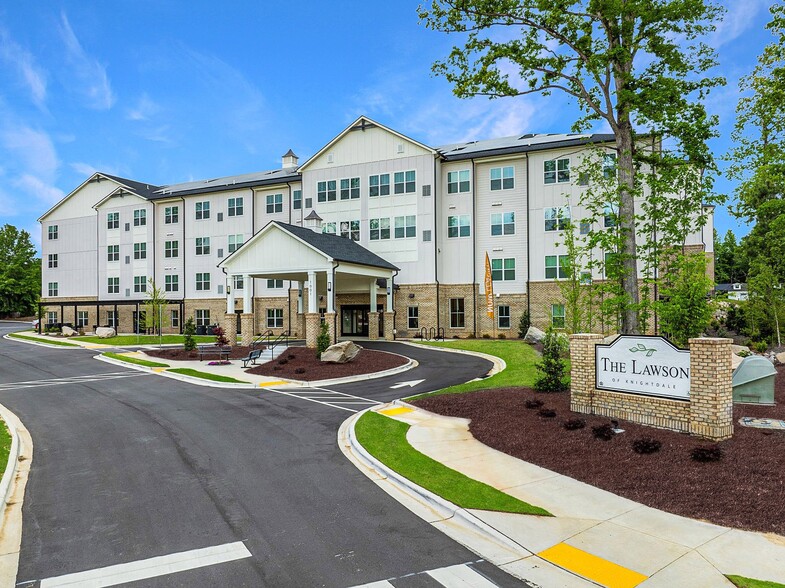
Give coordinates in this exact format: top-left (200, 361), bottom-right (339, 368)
top-left (419, 0), bottom-right (724, 334)
top-left (0, 224), bottom-right (41, 316)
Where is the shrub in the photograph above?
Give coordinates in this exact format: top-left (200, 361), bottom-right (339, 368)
top-left (534, 328), bottom-right (569, 392)
top-left (278, 358), bottom-right (288, 365)
top-left (563, 418), bottom-right (586, 430)
top-left (538, 408), bottom-right (557, 418)
top-left (524, 398), bottom-right (544, 409)
top-left (518, 310), bottom-right (531, 338)
top-left (631, 437), bottom-right (662, 454)
top-left (316, 321), bottom-right (330, 358)
top-left (691, 444), bottom-right (723, 462)
top-left (753, 340), bottom-right (769, 353)
top-left (592, 424), bottom-right (615, 441)
top-left (482, 333), bottom-right (491, 339)
top-left (273, 365), bottom-right (283, 371)
top-left (498, 333), bottom-right (506, 339)
top-left (467, 333), bottom-right (476, 339)
top-left (294, 367), bottom-right (306, 374)
top-left (183, 317), bottom-right (197, 351)
top-left (287, 354), bottom-right (296, 360)
top-left (213, 326), bottom-right (229, 347)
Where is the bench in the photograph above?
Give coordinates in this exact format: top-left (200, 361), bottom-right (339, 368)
top-left (240, 349), bottom-right (263, 368)
top-left (197, 345), bottom-right (231, 361)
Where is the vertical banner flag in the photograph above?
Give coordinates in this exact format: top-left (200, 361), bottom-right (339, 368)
top-left (485, 252), bottom-right (494, 318)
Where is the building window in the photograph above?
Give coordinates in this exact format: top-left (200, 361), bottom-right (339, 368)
top-left (195, 309), bottom-right (210, 327)
top-left (48, 254), bottom-right (58, 268)
top-left (133, 276), bottom-right (147, 293)
top-left (233, 275), bottom-right (244, 290)
top-left (107, 277), bottom-right (119, 294)
top-left (317, 180), bottom-right (337, 202)
top-left (165, 275), bottom-right (179, 292)
top-left (498, 305), bottom-right (511, 329)
top-left (603, 153), bottom-right (617, 180)
top-left (292, 190), bottom-right (302, 210)
top-left (267, 279), bottom-right (284, 289)
top-left (196, 273), bottom-right (211, 291)
top-left (552, 304), bottom-right (566, 329)
top-left (77, 311), bottom-right (89, 328)
top-left (322, 222), bottom-right (337, 234)
top-left (107, 212), bottom-right (119, 230)
top-left (195, 201), bottom-right (210, 220)
top-left (228, 197), bottom-right (244, 216)
top-left (604, 204), bottom-right (618, 228)
top-left (394, 170), bottom-right (416, 194)
top-left (134, 242), bottom-right (147, 260)
top-left (266, 193), bottom-right (283, 214)
top-left (340, 177), bottom-right (360, 200)
top-left (267, 308), bottom-right (284, 328)
top-left (48, 225), bottom-right (58, 240)
top-left (491, 212), bottom-right (515, 236)
top-left (408, 306), bottom-right (419, 329)
top-left (544, 207), bottom-right (570, 231)
top-left (369, 174), bottom-right (390, 197)
top-left (170, 309), bottom-right (180, 328)
top-left (228, 234), bottom-right (243, 253)
top-left (491, 258), bottom-right (516, 281)
top-left (107, 245), bottom-right (119, 262)
top-left (165, 206), bottom-right (179, 224)
top-left (450, 298), bottom-right (465, 328)
top-left (133, 209), bottom-right (146, 226)
top-left (340, 220), bottom-right (360, 241)
top-left (447, 215), bottom-right (471, 238)
top-left (447, 170), bottom-right (470, 194)
top-left (47, 311), bottom-right (58, 325)
top-left (544, 157), bottom-right (570, 184)
top-left (165, 240), bottom-right (178, 258)
top-left (545, 255), bottom-right (570, 279)
top-left (394, 215), bottom-right (416, 239)
top-left (370, 218), bottom-right (390, 240)
top-left (580, 221), bottom-right (591, 235)
top-left (195, 237), bottom-right (210, 255)
top-left (106, 311), bottom-right (117, 328)
top-left (48, 282), bottom-right (58, 297)
top-left (490, 166), bottom-right (514, 190)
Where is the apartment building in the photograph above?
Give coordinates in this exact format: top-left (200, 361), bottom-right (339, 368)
top-left (39, 116), bottom-right (713, 346)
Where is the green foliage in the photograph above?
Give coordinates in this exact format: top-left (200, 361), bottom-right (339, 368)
top-left (746, 262), bottom-right (785, 347)
top-left (213, 326), bottom-right (230, 347)
top-left (657, 253), bottom-right (713, 347)
top-left (0, 224), bottom-right (41, 316)
top-left (183, 317), bottom-right (197, 351)
top-left (103, 352), bottom-right (169, 368)
top-left (726, 304), bottom-right (748, 333)
top-left (517, 309), bottom-right (531, 338)
top-left (143, 279), bottom-right (169, 335)
top-left (316, 321), bottom-right (330, 358)
top-left (714, 229), bottom-right (748, 284)
top-left (167, 368), bottom-right (247, 384)
top-left (727, 574), bottom-right (785, 588)
top-left (534, 329), bottom-right (569, 392)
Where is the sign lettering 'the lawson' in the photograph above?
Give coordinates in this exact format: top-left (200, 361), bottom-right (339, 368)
top-left (595, 336), bottom-right (691, 400)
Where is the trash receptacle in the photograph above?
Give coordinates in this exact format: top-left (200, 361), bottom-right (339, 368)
top-left (196, 325), bottom-right (207, 336)
top-left (732, 355), bottom-right (776, 405)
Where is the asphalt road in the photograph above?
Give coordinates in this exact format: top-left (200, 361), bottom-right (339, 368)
top-left (0, 323), bottom-right (528, 587)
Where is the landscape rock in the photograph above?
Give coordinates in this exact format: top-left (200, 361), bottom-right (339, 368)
top-left (320, 340), bottom-right (362, 364)
top-left (61, 326), bottom-right (76, 337)
top-left (731, 344), bottom-right (750, 355)
top-left (732, 353), bottom-right (743, 371)
top-left (776, 351), bottom-right (785, 365)
top-left (96, 327), bottom-right (116, 339)
top-left (523, 326), bottom-right (546, 344)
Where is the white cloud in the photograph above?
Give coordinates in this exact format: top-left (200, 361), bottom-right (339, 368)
top-left (2, 126), bottom-right (59, 179)
top-left (70, 162), bottom-right (99, 176)
top-left (59, 12), bottom-right (115, 110)
top-left (0, 27), bottom-right (47, 108)
top-left (126, 94), bottom-right (161, 121)
top-left (711, 0), bottom-right (769, 48)
top-left (13, 174), bottom-right (64, 206)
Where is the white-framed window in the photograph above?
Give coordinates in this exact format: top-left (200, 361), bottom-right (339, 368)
top-left (544, 207), bottom-right (570, 231)
top-left (579, 221), bottom-right (591, 235)
top-left (165, 240), bottom-right (178, 258)
top-left (195, 201), bottom-right (210, 220)
top-left (170, 309), bottom-right (180, 328)
top-left (603, 153), bottom-right (617, 180)
top-left (340, 177), bottom-right (360, 200)
top-left (196, 273), bottom-right (211, 291)
top-left (195, 237), bottom-right (210, 255)
top-left (490, 166), bottom-right (514, 190)
top-left (48, 225), bottom-right (58, 240)
top-left (107, 245), bottom-right (119, 262)
top-left (370, 218), bottom-right (390, 240)
top-left (551, 304), bottom-right (566, 328)
top-left (498, 305), bottom-right (511, 329)
top-left (490, 212), bottom-right (515, 236)
top-left (340, 220), bottom-right (360, 241)
top-left (292, 190), bottom-right (302, 210)
top-left (545, 255), bottom-right (570, 279)
top-left (48, 254), bottom-right (58, 268)
top-left (228, 197), bottom-right (244, 216)
top-left (164, 206), bottom-right (179, 224)
top-left (47, 311), bottom-right (58, 325)
top-left (394, 170), bottom-right (416, 194)
top-left (134, 275), bottom-right (147, 293)
top-left (450, 298), bottom-right (465, 328)
top-left (107, 277), bottom-right (119, 294)
top-left (77, 311), bottom-right (89, 328)
top-left (544, 157), bottom-right (570, 184)
top-left (604, 204), bottom-right (618, 228)
top-left (266, 193), bottom-right (283, 214)
top-left (369, 174), bottom-right (390, 197)
top-left (106, 310), bottom-right (117, 328)
top-left (165, 275), bottom-right (179, 292)
top-left (408, 306), bottom-right (419, 329)
top-left (133, 209), bottom-right (146, 226)
top-left (267, 279), bottom-right (284, 289)
top-left (317, 180), bottom-right (337, 202)
top-left (394, 215), bottom-right (416, 239)
top-left (107, 212), bottom-right (119, 230)
top-left (447, 215), bottom-right (471, 238)
top-left (228, 234), bottom-right (243, 253)
top-left (133, 242), bottom-right (147, 260)
top-left (48, 282), bottom-right (58, 297)
top-left (232, 275), bottom-right (244, 290)
top-left (267, 308), bottom-right (284, 328)
top-left (322, 222), bottom-right (337, 234)
top-left (491, 258), bottom-right (516, 281)
top-left (195, 309), bottom-right (210, 327)
top-left (447, 170), bottom-right (470, 194)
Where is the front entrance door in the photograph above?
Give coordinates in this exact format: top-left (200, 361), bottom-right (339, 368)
top-left (133, 311), bottom-right (146, 334)
top-left (235, 310), bottom-right (242, 335)
top-left (341, 305), bottom-right (385, 337)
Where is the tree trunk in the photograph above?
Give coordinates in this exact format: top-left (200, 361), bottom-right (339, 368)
top-left (616, 121), bottom-right (641, 334)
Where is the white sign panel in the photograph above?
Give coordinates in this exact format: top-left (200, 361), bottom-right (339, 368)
top-left (595, 336), bottom-right (690, 400)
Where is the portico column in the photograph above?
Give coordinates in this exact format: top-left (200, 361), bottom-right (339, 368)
top-left (297, 281), bottom-right (304, 314)
top-left (242, 274), bottom-right (251, 314)
top-left (226, 276), bottom-right (235, 314)
top-left (383, 276), bottom-right (395, 341)
top-left (305, 271), bottom-right (320, 348)
top-left (368, 279), bottom-right (379, 340)
top-left (307, 271), bottom-right (317, 313)
top-left (326, 271), bottom-right (335, 314)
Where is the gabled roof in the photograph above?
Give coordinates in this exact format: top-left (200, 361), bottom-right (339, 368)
top-left (150, 168), bottom-right (300, 199)
top-left (437, 133), bottom-right (617, 161)
top-left (100, 173), bottom-right (160, 198)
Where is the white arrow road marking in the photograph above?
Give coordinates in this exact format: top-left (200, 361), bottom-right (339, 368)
top-left (389, 379), bottom-right (425, 389)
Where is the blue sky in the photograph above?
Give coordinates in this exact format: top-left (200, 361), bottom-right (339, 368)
top-left (0, 1), bottom-right (774, 251)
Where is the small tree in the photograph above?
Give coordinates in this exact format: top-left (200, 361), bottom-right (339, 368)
top-left (534, 328), bottom-right (569, 392)
top-left (213, 325), bottom-right (230, 347)
top-left (517, 309), bottom-right (531, 339)
top-left (143, 279), bottom-right (168, 335)
top-left (316, 321), bottom-right (331, 359)
top-left (657, 253), bottom-right (713, 347)
top-left (183, 317), bottom-right (197, 351)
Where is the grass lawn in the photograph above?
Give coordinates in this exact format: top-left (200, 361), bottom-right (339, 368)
top-left (0, 419), bottom-right (11, 485)
top-left (355, 411), bottom-right (550, 515)
top-left (8, 332), bottom-right (80, 347)
top-left (103, 352), bottom-right (169, 368)
top-left (74, 334), bottom-right (215, 345)
top-left (410, 339), bottom-right (559, 400)
top-left (167, 368), bottom-right (248, 384)
top-left (727, 576), bottom-right (785, 588)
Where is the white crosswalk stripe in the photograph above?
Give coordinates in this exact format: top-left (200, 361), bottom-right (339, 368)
top-left (0, 371), bottom-right (149, 391)
top-left (348, 562), bottom-right (504, 588)
top-left (265, 386), bottom-right (381, 412)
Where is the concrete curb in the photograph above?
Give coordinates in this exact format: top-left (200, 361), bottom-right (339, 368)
top-left (94, 355), bottom-right (253, 388)
top-left (2, 333), bottom-right (85, 350)
top-left (0, 405), bottom-right (20, 508)
top-left (277, 355), bottom-right (417, 388)
top-left (398, 340), bottom-right (506, 378)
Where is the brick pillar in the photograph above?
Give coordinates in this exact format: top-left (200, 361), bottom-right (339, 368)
top-left (569, 333), bottom-right (604, 414)
top-left (368, 312), bottom-right (379, 340)
top-left (688, 337), bottom-right (733, 441)
top-left (223, 313), bottom-right (238, 346)
top-left (324, 312), bottom-right (336, 345)
top-left (296, 312), bottom-right (306, 340)
top-left (305, 313), bottom-right (321, 348)
top-left (240, 313), bottom-right (254, 347)
top-left (383, 312), bottom-right (395, 341)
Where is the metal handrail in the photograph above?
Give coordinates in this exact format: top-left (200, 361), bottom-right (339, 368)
top-left (251, 330), bottom-right (274, 349)
top-left (268, 331), bottom-right (290, 355)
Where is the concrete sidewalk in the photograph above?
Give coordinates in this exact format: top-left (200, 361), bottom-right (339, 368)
top-left (342, 402), bottom-right (785, 588)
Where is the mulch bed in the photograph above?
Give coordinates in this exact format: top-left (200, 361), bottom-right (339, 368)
top-left (247, 346), bottom-right (408, 381)
top-left (144, 345), bottom-right (257, 361)
top-left (414, 366), bottom-right (785, 536)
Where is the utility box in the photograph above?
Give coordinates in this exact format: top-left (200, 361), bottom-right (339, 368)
top-left (732, 356), bottom-right (777, 405)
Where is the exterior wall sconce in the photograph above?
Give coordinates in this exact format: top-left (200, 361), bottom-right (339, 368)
top-left (408, 293), bottom-right (415, 299)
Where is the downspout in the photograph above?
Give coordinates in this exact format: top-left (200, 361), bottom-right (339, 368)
top-left (391, 269), bottom-right (399, 339)
top-left (434, 155), bottom-right (440, 332)
top-left (151, 201), bottom-right (156, 295)
top-left (472, 158), bottom-right (477, 337)
top-left (526, 153), bottom-right (531, 322)
top-left (250, 188), bottom-right (256, 327)
top-left (181, 197), bottom-right (186, 304)
top-left (332, 260), bottom-right (340, 342)
top-left (286, 182), bottom-right (292, 334)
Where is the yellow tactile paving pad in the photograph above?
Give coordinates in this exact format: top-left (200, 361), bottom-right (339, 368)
top-left (258, 381), bottom-right (288, 388)
top-left (538, 543), bottom-right (647, 588)
top-left (378, 407), bottom-right (414, 416)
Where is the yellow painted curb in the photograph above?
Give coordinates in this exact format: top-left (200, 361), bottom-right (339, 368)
top-left (259, 381), bottom-right (288, 388)
top-left (379, 407), bottom-right (414, 417)
top-left (538, 543), bottom-right (647, 588)
top-left (152, 367), bottom-right (167, 373)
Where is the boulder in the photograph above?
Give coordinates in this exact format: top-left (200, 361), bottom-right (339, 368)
top-left (96, 327), bottom-right (116, 339)
top-left (776, 351), bottom-right (785, 365)
top-left (320, 340), bottom-right (362, 363)
top-left (731, 344), bottom-right (750, 355)
top-left (732, 353), bottom-right (744, 371)
top-left (523, 326), bottom-right (546, 344)
top-left (61, 326), bottom-right (76, 337)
